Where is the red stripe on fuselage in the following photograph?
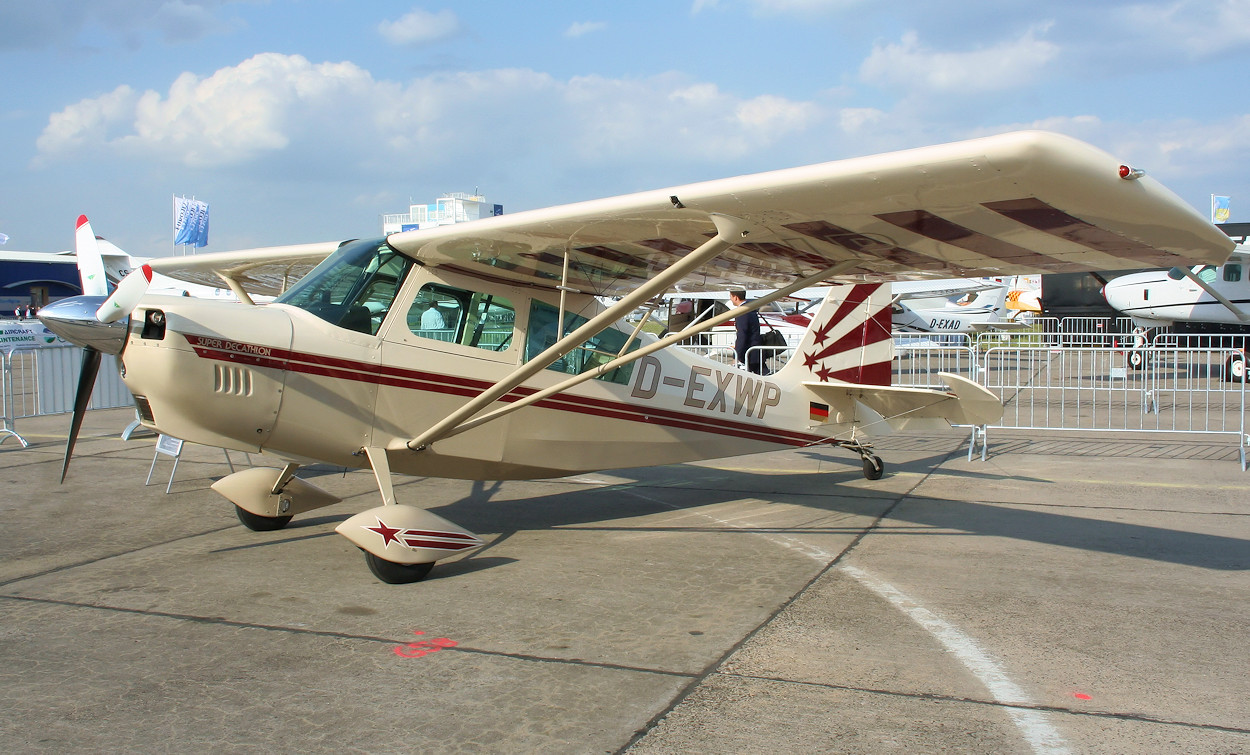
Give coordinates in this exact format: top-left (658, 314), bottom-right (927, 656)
top-left (182, 334), bottom-right (832, 447)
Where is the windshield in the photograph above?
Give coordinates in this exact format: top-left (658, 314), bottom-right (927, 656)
top-left (275, 238), bottom-right (414, 335)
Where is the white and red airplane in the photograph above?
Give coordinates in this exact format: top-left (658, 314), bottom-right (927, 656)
top-left (39, 131), bottom-right (1231, 583)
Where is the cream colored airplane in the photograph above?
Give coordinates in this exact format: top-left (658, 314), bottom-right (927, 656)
top-left (39, 131), bottom-right (1232, 583)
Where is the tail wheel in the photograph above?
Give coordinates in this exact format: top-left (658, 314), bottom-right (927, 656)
top-left (1127, 349), bottom-right (1146, 370)
top-left (364, 552), bottom-right (435, 584)
top-left (234, 505), bottom-right (292, 531)
top-left (862, 455), bottom-right (885, 480)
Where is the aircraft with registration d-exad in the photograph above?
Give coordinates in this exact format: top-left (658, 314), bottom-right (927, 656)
top-left (40, 131), bottom-right (1233, 583)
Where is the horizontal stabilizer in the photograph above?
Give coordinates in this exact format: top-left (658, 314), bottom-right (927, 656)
top-left (803, 371), bottom-right (1002, 432)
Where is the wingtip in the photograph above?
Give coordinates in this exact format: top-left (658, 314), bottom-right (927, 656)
top-left (76, 214), bottom-right (90, 229)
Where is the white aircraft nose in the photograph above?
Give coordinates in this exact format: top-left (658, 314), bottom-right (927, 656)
top-left (37, 296), bottom-right (128, 355)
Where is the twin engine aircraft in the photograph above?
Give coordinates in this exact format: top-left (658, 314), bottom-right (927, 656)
top-left (39, 131), bottom-right (1233, 583)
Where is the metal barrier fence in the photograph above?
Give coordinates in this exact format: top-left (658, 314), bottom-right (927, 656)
top-left (5, 338), bottom-right (1246, 469)
top-left (1, 345), bottom-right (132, 447)
top-left (975, 345), bottom-right (1247, 467)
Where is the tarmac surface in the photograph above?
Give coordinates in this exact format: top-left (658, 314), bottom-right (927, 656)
top-left (1, 407), bottom-right (1248, 753)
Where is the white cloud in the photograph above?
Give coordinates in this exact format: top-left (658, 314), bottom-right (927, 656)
top-left (1116, 0), bottom-right (1250, 57)
top-left (860, 27), bottom-right (1059, 94)
top-left (565, 21), bottom-right (607, 38)
top-left (37, 54), bottom-right (387, 168)
top-left (34, 85), bottom-right (139, 159)
top-left (378, 8), bottom-right (461, 47)
top-left (35, 56), bottom-right (831, 173)
top-left (838, 107), bottom-right (886, 134)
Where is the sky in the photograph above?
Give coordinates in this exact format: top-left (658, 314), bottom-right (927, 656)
top-left (2, 0), bottom-right (1249, 256)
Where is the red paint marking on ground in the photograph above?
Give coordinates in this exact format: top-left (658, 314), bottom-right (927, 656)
top-left (393, 630), bottom-right (458, 658)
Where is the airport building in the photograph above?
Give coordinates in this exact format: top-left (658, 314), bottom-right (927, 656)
top-left (382, 192), bottom-right (503, 236)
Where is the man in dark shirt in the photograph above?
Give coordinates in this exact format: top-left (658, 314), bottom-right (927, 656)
top-left (729, 289), bottom-right (767, 374)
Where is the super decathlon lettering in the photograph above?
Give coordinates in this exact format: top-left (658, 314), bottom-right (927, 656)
top-left (631, 355), bottom-right (781, 419)
top-left (189, 336), bottom-right (274, 357)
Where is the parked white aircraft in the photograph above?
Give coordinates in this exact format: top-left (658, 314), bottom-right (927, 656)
top-left (39, 131), bottom-right (1231, 583)
top-left (1101, 229), bottom-right (1250, 377)
top-left (1102, 251), bottom-right (1250, 330)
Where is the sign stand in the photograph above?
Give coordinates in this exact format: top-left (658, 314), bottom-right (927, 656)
top-left (146, 434), bottom-right (249, 493)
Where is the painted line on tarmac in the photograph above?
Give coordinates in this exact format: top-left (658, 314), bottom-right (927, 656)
top-left (625, 486), bottom-right (1072, 755)
top-left (841, 564), bottom-right (1070, 755)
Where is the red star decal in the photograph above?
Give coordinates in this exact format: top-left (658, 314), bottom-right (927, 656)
top-left (365, 518), bottom-right (404, 547)
top-left (815, 365), bottom-right (833, 381)
top-left (803, 351), bottom-right (820, 369)
top-left (811, 316), bottom-right (836, 346)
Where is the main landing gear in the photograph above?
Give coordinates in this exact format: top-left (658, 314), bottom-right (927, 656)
top-left (234, 504), bottom-right (293, 531)
top-left (835, 439), bottom-right (885, 480)
top-left (363, 552), bottom-right (435, 584)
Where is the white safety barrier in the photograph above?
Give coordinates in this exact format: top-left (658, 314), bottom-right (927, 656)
top-left (0, 346), bottom-right (133, 446)
top-left (894, 340), bottom-right (979, 388)
top-left (1, 350), bottom-right (25, 447)
top-left (975, 345), bottom-right (1247, 468)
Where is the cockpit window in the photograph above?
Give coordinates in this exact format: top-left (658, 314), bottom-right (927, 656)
top-left (1224, 264), bottom-right (1242, 283)
top-left (275, 238), bottom-right (414, 335)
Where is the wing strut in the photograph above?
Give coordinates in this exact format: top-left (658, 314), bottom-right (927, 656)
top-left (1179, 267), bottom-right (1250, 322)
top-left (216, 272), bottom-right (256, 305)
top-left (431, 260), bottom-right (860, 443)
top-left (407, 213), bottom-right (754, 451)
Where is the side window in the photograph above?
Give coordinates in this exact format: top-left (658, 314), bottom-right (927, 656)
top-left (1198, 265), bottom-right (1218, 284)
top-left (408, 283), bottom-right (515, 351)
top-left (525, 300), bottom-right (637, 385)
top-left (409, 285), bottom-right (464, 342)
top-left (462, 292), bottom-right (516, 350)
top-left (1223, 264), bottom-right (1242, 283)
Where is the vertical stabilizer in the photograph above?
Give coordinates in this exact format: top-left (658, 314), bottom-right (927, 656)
top-left (774, 282), bottom-right (894, 385)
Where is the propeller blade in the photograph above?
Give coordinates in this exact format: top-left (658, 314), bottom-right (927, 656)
top-left (61, 346), bottom-right (102, 483)
top-left (96, 263), bottom-right (152, 323)
top-left (75, 215), bottom-right (110, 297)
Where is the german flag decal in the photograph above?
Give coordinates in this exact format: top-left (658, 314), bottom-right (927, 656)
top-left (810, 402), bottom-right (830, 422)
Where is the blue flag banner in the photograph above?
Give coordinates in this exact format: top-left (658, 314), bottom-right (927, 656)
top-left (1213, 195), bottom-right (1231, 224)
top-left (173, 196), bottom-right (210, 246)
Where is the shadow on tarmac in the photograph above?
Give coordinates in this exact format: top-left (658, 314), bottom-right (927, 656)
top-left (193, 446), bottom-right (1246, 576)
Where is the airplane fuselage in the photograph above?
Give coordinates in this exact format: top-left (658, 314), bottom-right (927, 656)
top-left (1102, 252), bottom-right (1250, 329)
top-left (118, 268), bottom-right (832, 481)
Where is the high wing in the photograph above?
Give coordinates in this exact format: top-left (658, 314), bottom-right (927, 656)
top-left (132, 131), bottom-right (1230, 300)
top-left (145, 241), bottom-right (343, 298)
top-left (382, 131), bottom-right (1232, 295)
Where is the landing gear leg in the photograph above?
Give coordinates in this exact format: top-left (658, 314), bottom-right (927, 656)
top-left (836, 439), bottom-right (885, 480)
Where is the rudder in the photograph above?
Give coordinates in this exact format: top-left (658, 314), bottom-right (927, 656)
top-left (775, 283), bottom-right (893, 385)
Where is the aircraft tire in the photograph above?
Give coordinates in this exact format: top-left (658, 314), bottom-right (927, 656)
top-left (234, 505), bottom-right (293, 531)
top-left (1225, 353), bottom-right (1246, 383)
top-left (364, 552), bottom-right (435, 584)
top-left (862, 455), bottom-right (885, 480)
